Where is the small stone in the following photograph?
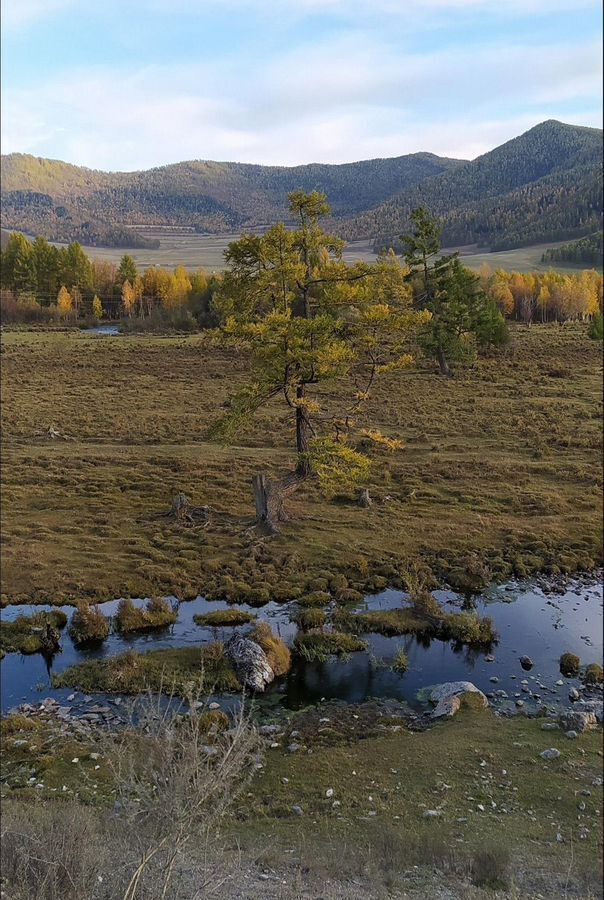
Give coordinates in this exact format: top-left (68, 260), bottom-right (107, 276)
top-left (71, 758), bottom-right (80, 764)
top-left (519, 656), bottom-right (534, 670)
top-left (292, 805), bottom-right (304, 816)
top-left (555, 680), bottom-right (564, 686)
top-left (540, 748), bottom-right (561, 760)
top-left (67, 694), bottom-right (76, 701)
top-left (516, 700), bottom-right (524, 707)
top-left (489, 676), bottom-right (499, 683)
top-left (326, 788), bottom-right (334, 798)
top-left (541, 723), bottom-right (559, 731)
top-left (484, 655), bottom-right (495, 662)
top-left (569, 688), bottom-right (580, 701)
top-left (209, 702), bottom-right (220, 710)
top-left (259, 724), bottom-right (279, 736)
top-left (287, 743), bottom-right (301, 753)
top-left (565, 730), bottom-right (578, 739)
top-left (477, 804), bottom-right (485, 812)
top-left (423, 809), bottom-right (442, 818)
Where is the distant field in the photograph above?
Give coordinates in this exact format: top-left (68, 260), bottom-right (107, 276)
top-left (43, 231), bottom-right (602, 273)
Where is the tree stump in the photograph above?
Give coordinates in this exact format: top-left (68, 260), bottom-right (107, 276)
top-left (358, 488), bottom-right (372, 508)
top-left (252, 472), bottom-right (303, 532)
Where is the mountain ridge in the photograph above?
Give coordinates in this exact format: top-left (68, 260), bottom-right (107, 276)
top-left (1, 119), bottom-right (601, 251)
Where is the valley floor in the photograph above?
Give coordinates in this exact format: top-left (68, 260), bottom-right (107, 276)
top-left (1, 323), bottom-right (602, 604)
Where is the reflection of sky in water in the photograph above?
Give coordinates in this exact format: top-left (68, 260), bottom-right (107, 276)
top-left (1, 580), bottom-right (602, 712)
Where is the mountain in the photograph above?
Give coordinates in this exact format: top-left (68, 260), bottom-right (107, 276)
top-left (0, 152), bottom-right (463, 249)
top-left (343, 120), bottom-right (603, 251)
top-left (1, 120), bottom-right (601, 252)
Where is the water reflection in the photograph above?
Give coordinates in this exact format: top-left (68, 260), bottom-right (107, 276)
top-left (1, 578), bottom-right (602, 713)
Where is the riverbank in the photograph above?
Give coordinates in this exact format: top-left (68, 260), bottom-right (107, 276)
top-left (1, 701), bottom-right (602, 898)
top-left (1, 324), bottom-right (602, 606)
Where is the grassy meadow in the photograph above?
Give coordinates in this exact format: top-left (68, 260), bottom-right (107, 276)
top-left (1, 323), bottom-right (602, 605)
top-left (41, 230), bottom-right (602, 274)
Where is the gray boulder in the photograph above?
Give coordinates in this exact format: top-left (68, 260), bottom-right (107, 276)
top-left (558, 710), bottom-right (598, 733)
top-left (429, 681), bottom-right (488, 718)
top-left (226, 636), bottom-right (274, 692)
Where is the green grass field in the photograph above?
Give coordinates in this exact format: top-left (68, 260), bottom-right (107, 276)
top-left (1, 323), bottom-right (602, 604)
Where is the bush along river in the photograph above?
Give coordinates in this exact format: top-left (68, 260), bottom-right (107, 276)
top-left (1, 576), bottom-right (602, 723)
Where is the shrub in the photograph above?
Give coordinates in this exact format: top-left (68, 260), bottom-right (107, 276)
top-left (559, 652), bottom-right (581, 676)
top-left (69, 604), bottom-right (110, 645)
top-left (471, 845), bottom-right (510, 889)
top-left (293, 631), bottom-right (368, 662)
top-left (588, 312), bottom-right (603, 340)
top-left (392, 648), bottom-right (409, 672)
top-left (249, 622), bottom-right (291, 676)
top-left (194, 609), bottom-right (256, 627)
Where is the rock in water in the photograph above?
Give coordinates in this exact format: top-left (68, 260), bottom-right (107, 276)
top-left (226, 636), bottom-right (274, 692)
top-left (429, 681), bottom-right (488, 718)
top-left (519, 656), bottom-right (534, 670)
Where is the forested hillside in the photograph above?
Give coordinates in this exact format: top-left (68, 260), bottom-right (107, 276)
top-left (345, 120), bottom-right (603, 251)
top-left (541, 231), bottom-right (603, 266)
top-left (0, 152), bottom-right (461, 247)
top-left (1, 120), bottom-right (601, 252)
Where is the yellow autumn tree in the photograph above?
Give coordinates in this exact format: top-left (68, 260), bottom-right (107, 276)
top-left (92, 295), bottom-right (103, 319)
top-left (121, 279), bottom-right (136, 317)
top-left (56, 285), bottom-right (73, 319)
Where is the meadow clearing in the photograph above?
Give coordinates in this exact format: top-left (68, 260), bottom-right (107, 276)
top-left (1, 322), bottom-right (601, 605)
top-left (35, 230), bottom-right (602, 274)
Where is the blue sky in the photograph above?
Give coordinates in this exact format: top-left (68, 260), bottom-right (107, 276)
top-left (1, 0), bottom-right (602, 171)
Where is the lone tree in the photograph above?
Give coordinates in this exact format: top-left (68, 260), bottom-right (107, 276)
top-left (401, 207), bottom-right (508, 376)
top-left (211, 191), bottom-right (426, 530)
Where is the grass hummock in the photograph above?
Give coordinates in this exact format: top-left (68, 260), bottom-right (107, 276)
top-left (193, 609), bottom-right (256, 627)
top-left (115, 597), bottom-right (177, 634)
top-left (295, 608), bottom-right (327, 630)
top-left (332, 592), bottom-right (497, 647)
top-left (293, 631), bottom-right (368, 662)
top-left (53, 643), bottom-right (240, 696)
top-left (559, 652), bottom-right (581, 676)
top-left (249, 622), bottom-right (292, 677)
top-left (583, 663), bottom-right (603, 685)
top-left (0, 610), bottom-right (68, 654)
top-left (69, 604), bottom-right (110, 645)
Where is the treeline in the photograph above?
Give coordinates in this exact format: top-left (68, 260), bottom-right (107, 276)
top-left (478, 266), bottom-right (602, 323)
top-left (0, 232), bottom-right (219, 328)
top-left (1, 229), bottom-right (602, 331)
top-left (542, 232), bottom-right (603, 267)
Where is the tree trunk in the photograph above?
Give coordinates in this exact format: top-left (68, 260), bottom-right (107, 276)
top-left (295, 383), bottom-right (312, 477)
top-left (437, 347), bottom-right (452, 377)
top-left (252, 472), bottom-right (304, 532)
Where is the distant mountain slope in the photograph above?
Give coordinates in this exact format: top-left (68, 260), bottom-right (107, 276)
top-left (343, 120), bottom-right (603, 250)
top-left (1, 120), bottom-right (601, 252)
top-left (0, 151), bottom-right (463, 248)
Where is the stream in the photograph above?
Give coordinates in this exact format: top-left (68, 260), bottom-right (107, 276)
top-left (1, 578), bottom-right (602, 717)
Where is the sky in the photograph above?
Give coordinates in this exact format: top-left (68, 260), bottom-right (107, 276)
top-left (1, 0), bottom-right (602, 171)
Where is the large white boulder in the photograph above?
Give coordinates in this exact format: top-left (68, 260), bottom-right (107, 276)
top-left (429, 681), bottom-right (488, 718)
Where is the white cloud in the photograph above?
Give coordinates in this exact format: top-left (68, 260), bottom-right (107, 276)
top-left (1, 31), bottom-right (601, 168)
top-left (0, 0), bottom-right (74, 30)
